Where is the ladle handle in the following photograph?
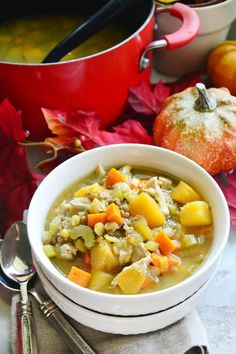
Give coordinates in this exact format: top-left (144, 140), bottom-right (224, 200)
top-left (43, 0), bottom-right (141, 63)
top-left (16, 300), bottom-right (38, 354)
top-left (39, 299), bottom-right (97, 354)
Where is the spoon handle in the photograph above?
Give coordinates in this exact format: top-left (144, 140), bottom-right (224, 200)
top-left (39, 299), bottom-right (97, 354)
top-left (16, 300), bottom-right (38, 354)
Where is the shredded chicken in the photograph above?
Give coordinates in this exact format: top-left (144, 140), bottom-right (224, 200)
top-left (88, 198), bottom-right (106, 213)
top-left (145, 177), bottom-right (170, 216)
top-left (70, 197), bottom-right (91, 210)
top-left (96, 163), bottom-right (106, 178)
top-left (115, 182), bottom-right (130, 193)
top-left (58, 243), bottom-right (77, 260)
top-left (131, 244), bottom-right (149, 263)
top-left (158, 176), bottom-right (173, 189)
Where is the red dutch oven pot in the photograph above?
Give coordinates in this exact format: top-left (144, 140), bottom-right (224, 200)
top-left (0, 0), bottom-right (199, 140)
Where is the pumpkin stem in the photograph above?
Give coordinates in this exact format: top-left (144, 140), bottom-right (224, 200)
top-left (194, 83), bottom-right (217, 112)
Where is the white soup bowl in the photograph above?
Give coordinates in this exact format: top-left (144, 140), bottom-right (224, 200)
top-left (27, 144), bottom-right (230, 316)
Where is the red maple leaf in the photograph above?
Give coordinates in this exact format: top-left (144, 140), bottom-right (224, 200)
top-left (215, 171), bottom-right (236, 228)
top-left (128, 73), bottom-right (204, 119)
top-left (128, 80), bottom-right (170, 116)
top-left (153, 81), bottom-right (171, 105)
top-left (0, 99), bottom-right (42, 236)
top-left (167, 71), bottom-right (204, 95)
top-left (42, 108), bottom-right (152, 147)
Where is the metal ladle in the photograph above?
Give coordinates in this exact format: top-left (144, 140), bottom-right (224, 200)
top-left (0, 222), bottom-right (96, 354)
top-left (43, 0), bottom-right (144, 63)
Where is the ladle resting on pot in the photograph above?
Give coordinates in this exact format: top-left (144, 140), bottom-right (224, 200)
top-left (43, 0), bottom-right (144, 63)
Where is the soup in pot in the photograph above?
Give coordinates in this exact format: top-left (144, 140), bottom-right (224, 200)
top-left (0, 14), bottom-right (129, 63)
top-left (43, 165), bottom-right (213, 295)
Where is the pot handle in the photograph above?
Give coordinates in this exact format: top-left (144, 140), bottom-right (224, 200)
top-left (140, 2), bottom-right (200, 71)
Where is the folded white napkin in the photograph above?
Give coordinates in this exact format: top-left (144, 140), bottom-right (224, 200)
top-left (11, 288), bottom-right (211, 354)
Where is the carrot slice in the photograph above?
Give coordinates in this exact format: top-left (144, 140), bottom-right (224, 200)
top-left (151, 253), bottom-right (168, 273)
top-left (67, 266), bottom-right (91, 287)
top-left (106, 168), bottom-right (126, 188)
top-left (106, 203), bottom-right (123, 225)
top-left (83, 250), bottom-right (91, 266)
top-left (142, 276), bottom-right (155, 289)
top-left (151, 253), bottom-right (162, 267)
top-left (87, 213), bottom-right (107, 227)
top-left (151, 253), bottom-right (179, 274)
top-left (155, 230), bottom-right (176, 256)
top-left (130, 179), bottom-right (140, 190)
top-left (167, 255), bottom-right (179, 268)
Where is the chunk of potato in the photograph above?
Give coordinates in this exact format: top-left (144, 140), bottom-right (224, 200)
top-left (171, 181), bottom-right (201, 204)
top-left (89, 270), bottom-right (113, 291)
top-left (90, 241), bottom-right (119, 272)
top-left (129, 192), bottom-right (165, 228)
top-left (117, 267), bottom-right (146, 294)
top-left (74, 183), bottom-right (103, 198)
top-left (133, 217), bottom-right (153, 241)
top-left (180, 201), bottom-right (212, 226)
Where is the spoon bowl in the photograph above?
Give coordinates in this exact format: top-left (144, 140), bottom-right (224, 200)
top-left (0, 263), bottom-right (36, 293)
top-left (1, 222), bottom-right (35, 285)
top-left (1, 221), bottom-right (38, 354)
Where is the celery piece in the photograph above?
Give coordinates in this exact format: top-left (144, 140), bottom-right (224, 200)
top-left (42, 230), bottom-right (54, 243)
top-left (145, 241), bottom-right (158, 252)
top-left (89, 270), bottom-right (113, 291)
top-left (60, 229), bottom-right (70, 239)
top-left (174, 224), bottom-right (183, 240)
top-left (43, 245), bottom-right (57, 258)
top-left (69, 225), bottom-right (95, 249)
top-left (124, 190), bottom-right (138, 203)
top-left (181, 234), bottom-right (198, 249)
top-left (127, 231), bottom-right (143, 246)
top-left (168, 204), bottom-right (179, 217)
top-left (110, 189), bottom-right (124, 202)
top-left (49, 215), bottom-right (62, 234)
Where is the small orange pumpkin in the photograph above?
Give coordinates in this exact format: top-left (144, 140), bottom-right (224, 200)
top-left (153, 83), bottom-right (236, 175)
top-left (207, 40), bottom-right (236, 95)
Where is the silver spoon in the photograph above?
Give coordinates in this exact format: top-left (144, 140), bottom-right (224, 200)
top-left (1, 221), bottom-right (38, 354)
top-left (1, 222), bottom-right (96, 354)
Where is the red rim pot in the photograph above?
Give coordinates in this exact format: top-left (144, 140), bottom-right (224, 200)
top-left (0, 0), bottom-right (199, 140)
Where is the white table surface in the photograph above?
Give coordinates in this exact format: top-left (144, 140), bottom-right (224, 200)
top-left (1, 17), bottom-right (236, 354)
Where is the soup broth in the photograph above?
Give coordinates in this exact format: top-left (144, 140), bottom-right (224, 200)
top-left (0, 14), bottom-right (129, 63)
top-left (43, 165), bottom-right (213, 295)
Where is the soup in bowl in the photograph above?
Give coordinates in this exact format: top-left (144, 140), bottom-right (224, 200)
top-left (27, 144), bottom-right (230, 315)
top-left (43, 165), bottom-right (213, 295)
